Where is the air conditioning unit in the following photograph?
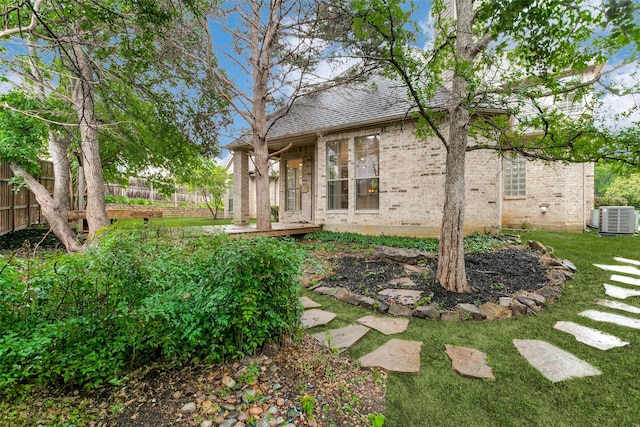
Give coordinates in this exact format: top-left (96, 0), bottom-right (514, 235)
top-left (599, 206), bottom-right (636, 235)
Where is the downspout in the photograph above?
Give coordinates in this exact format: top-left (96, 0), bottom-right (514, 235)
top-left (497, 154), bottom-right (503, 230)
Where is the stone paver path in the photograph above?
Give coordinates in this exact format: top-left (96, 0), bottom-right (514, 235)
top-left (310, 324), bottom-right (370, 353)
top-left (301, 309), bottom-right (337, 328)
top-left (594, 264), bottom-right (640, 276)
top-left (358, 339), bottom-right (423, 374)
top-left (356, 315), bottom-right (410, 335)
top-left (604, 284), bottom-right (640, 299)
top-left (513, 339), bottom-right (601, 382)
top-left (554, 321), bottom-right (630, 350)
top-left (610, 274), bottom-right (640, 287)
top-left (596, 299), bottom-right (640, 314)
top-left (578, 310), bottom-right (640, 330)
top-left (445, 345), bottom-right (495, 380)
top-left (299, 296), bottom-right (322, 309)
top-left (615, 257), bottom-right (640, 266)
top-left (377, 289), bottom-right (423, 305)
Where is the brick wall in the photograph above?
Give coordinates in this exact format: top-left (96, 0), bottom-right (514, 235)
top-left (280, 121), bottom-right (502, 237)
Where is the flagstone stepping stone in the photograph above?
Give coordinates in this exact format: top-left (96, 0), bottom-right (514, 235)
top-left (388, 277), bottom-right (417, 288)
top-left (513, 339), bottom-right (601, 383)
top-left (301, 309), bottom-right (336, 328)
top-left (615, 257), bottom-right (640, 266)
top-left (578, 310), bottom-right (640, 330)
top-left (310, 324), bottom-right (370, 353)
top-left (594, 264), bottom-right (640, 276)
top-left (378, 289), bottom-right (423, 305)
top-left (596, 299), bottom-right (640, 315)
top-left (404, 264), bottom-right (427, 275)
top-left (299, 296), bottom-right (321, 309)
top-left (610, 274), bottom-right (640, 287)
top-left (445, 345), bottom-right (495, 380)
top-left (358, 339), bottom-right (422, 374)
top-left (356, 315), bottom-right (410, 335)
top-left (554, 321), bottom-right (630, 350)
top-left (603, 284), bottom-right (640, 299)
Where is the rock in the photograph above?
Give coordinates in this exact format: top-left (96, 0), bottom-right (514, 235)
top-left (404, 264), bottom-right (428, 275)
top-left (357, 315), bottom-right (410, 335)
top-left (311, 324), bottom-right (370, 352)
top-left (378, 288), bottom-right (423, 305)
top-left (528, 240), bottom-right (547, 253)
top-left (347, 293), bottom-right (363, 306)
top-left (287, 407), bottom-right (301, 418)
top-left (479, 302), bottom-right (512, 320)
top-left (221, 403), bottom-right (237, 411)
top-left (301, 309), bottom-right (337, 328)
top-left (525, 292), bottom-right (546, 306)
top-left (538, 285), bottom-right (563, 300)
top-left (516, 296), bottom-right (542, 313)
top-left (358, 339), bottom-right (423, 374)
top-left (547, 269), bottom-right (569, 286)
top-left (440, 311), bottom-right (462, 321)
top-left (333, 287), bottom-right (351, 302)
top-left (313, 286), bottom-right (335, 295)
top-left (498, 297), bottom-right (512, 307)
top-left (388, 302), bottom-right (414, 317)
top-left (299, 296), bottom-right (321, 309)
top-left (222, 376), bottom-right (236, 388)
top-left (554, 321), bottom-right (630, 350)
top-left (249, 406), bottom-right (264, 416)
top-left (445, 345), bottom-right (495, 380)
top-left (513, 339), bottom-right (601, 382)
top-left (179, 402), bottom-right (197, 414)
top-left (219, 419), bottom-right (238, 427)
top-left (509, 299), bottom-right (528, 316)
top-left (455, 303), bottom-right (486, 321)
top-left (561, 259), bottom-right (576, 271)
top-left (261, 342), bottom-right (280, 358)
top-left (172, 391), bottom-right (183, 399)
top-left (355, 295), bottom-right (377, 310)
top-left (388, 277), bottom-right (418, 288)
top-left (414, 303), bottom-right (441, 320)
top-left (267, 406), bottom-right (279, 415)
top-left (201, 421), bottom-right (213, 427)
top-left (276, 398), bottom-right (285, 406)
top-left (255, 421), bottom-right (270, 427)
top-left (372, 246), bottom-right (432, 264)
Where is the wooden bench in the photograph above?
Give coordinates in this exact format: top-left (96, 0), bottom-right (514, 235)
top-left (68, 209), bottom-right (163, 228)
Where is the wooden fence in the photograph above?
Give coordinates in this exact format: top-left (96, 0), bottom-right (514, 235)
top-left (0, 162), bottom-right (54, 236)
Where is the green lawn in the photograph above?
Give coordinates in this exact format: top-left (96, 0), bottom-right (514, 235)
top-left (303, 230), bottom-right (640, 426)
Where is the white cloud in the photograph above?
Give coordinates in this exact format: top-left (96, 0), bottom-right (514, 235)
top-left (596, 62), bottom-right (640, 130)
top-left (0, 71), bottom-right (21, 94)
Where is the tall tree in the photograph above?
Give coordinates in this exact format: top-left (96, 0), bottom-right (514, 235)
top-left (349, 0), bottom-right (640, 292)
top-left (166, 0), bottom-right (368, 229)
top-left (1, 0), bottom-right (227, 250)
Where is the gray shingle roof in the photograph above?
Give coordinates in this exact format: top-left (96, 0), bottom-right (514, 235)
top-left (225, 73), bottom-right (451, 150)
top-left (267, 73), bottom-right (451, 140)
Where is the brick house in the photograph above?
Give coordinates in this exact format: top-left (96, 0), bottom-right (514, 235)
top-left (227, 73), bottom-right (594, 236)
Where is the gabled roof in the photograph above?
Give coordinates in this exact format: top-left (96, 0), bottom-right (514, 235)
top-left (225, 73), bottom-right (451, 150)
top-left (267, 73), bottom-right (451, 141)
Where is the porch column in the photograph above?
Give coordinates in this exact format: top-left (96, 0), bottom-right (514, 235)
top-left (233, 150), bottom-right (250, 225)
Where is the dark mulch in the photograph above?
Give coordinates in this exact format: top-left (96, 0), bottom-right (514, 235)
top-left (0, 226), bottom-right (65, 252)
top-left (322, 247), bottom-right (549, 309)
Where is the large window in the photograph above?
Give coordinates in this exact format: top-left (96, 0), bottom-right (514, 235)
top-left (285, 159), bottom-right (302, 211)
top-left (327, 140), bottom-right (348, 210)
top-left (355, 135), bottom-right (380, 210)
top-left (503, 154), bottom-right (526, 198)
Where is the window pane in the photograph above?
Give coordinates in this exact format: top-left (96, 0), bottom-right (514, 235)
top-left (328, 180), bottom-right (348, 210)
top-left (327, 140), bottom-right (348, 210)
top-left (286, 159), bottom-right (302, 211)
top-left (356, 135), bottom-right (379, 210)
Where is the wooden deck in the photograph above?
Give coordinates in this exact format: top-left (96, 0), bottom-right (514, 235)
top-left (202, 223), bottom-right (321, 237)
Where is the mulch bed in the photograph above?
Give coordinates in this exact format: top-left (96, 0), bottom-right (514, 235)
top-left (321, 247), bottom-right (549, 310)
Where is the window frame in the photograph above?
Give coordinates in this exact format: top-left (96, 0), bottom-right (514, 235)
top-left (326, 140), bottom-right (349, 210)
top-left (355, 135), bottom-right (380, 210)
top-left (285, 158), bottom-right (303, 211)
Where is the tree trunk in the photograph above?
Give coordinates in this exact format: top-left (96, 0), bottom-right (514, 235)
top-left (9, 163), bottom-right (83, 253)
top-left (435, 0), bottom-right (473, 293)
top-left (48, 131), bottom-right (72, 220)
top-left (71, 42), bottom-right (110, 238)
top-left (250, 0), bottom-right (280, 231)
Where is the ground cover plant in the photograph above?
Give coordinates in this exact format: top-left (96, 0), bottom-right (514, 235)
top-left (0, 229), bottom-right (302, 396)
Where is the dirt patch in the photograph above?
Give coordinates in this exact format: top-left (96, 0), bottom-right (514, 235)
top-left (0, 226), bottom-right (66, 253)
top-left (321, 247), bottom-right (549, 310)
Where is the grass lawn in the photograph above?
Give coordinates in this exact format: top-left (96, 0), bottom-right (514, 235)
top-left (303, 230), bottom-right (640, 426)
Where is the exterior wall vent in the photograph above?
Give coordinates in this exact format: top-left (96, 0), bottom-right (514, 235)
top-left (598, 206), bottom-right (636, 235)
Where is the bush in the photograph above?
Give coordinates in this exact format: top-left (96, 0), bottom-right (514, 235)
top-left (0, 230), bottom-right (303, 395)
top-left (271, 205), bottom-right (279, 222)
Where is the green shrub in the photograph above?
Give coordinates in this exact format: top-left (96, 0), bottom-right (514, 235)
top-left (0, 230), bottom-right (303, 395)
top-left (271, 205), bottom-right (279, 221)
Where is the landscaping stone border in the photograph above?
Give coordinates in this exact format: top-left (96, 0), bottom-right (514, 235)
top-left (305, 242), bottom-right (575, 322)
